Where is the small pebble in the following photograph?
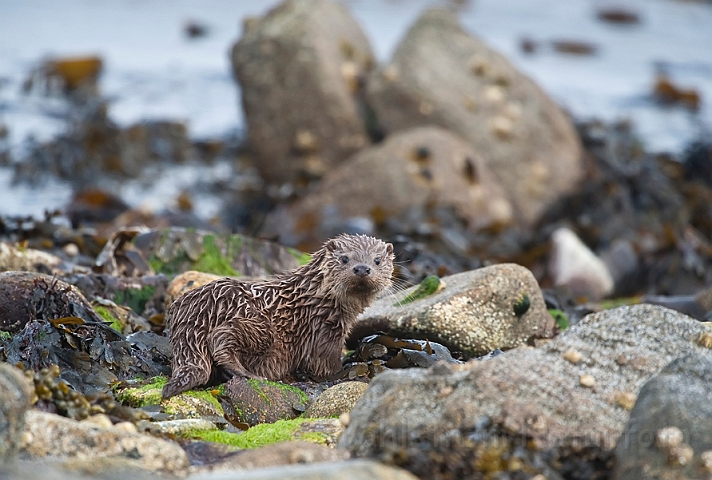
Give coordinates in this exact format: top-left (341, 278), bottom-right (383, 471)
top-left (63, 243), bottom-right (79, 257)
top-left (656, 426), bottom-right (683, 449)
top-left (437, 386), bottom-right (454, 398)
top-left (579, 374), bottom-right (595, 388)
top-left (113, 421), bottom-right (138, 433)
top-left (701, 450), bottom-right (712, 473)
top-left (563, 349), bottom-right (583, 364)
top-left (81, 413), bottom-right (112, 429)
top-left (698, 331), bottom-right (712, 348)
top-left (667, 444), bottom-right (694, 467)
top-left (614, 391), bottom-right (637, 411)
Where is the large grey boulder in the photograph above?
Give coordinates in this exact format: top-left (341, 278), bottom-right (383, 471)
top-left (190, 459), bottom-right (419, 480)
top-left (339, 305), bottom-right (712, 478)
top-left (263, 126), bottom-right (513, 247)
top-left (20, 410), bottom-right (189, 475)
top-left (367, 9), bottom-right (583, 226)
top-left (231, 0), bottom-right (374, 185)
top-left (351, 263), bottom-right (554, 357)
top-left (614, 353), bottom-right (712, 480)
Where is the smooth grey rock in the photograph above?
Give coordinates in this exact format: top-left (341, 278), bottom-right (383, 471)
top-left (190, 459), bottom-right (419, 480)
top-left (367, 9), bottom-right (583, 226)
top-left (20, 410), bottom-right (189, 475)
top-left (614, 353), bottom-right (712, 480)
top-left (304, 381), bottom-right (368, 418)
top-left (352, 263), bottom-right (554, 357)
top-left (340, 305), bottom-right (712, 478)
top-left (263, 126), bottom-right (513, 246)
top-left (231, 0), bottom-right (373, 185)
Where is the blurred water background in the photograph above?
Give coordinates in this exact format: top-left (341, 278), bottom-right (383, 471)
top-left (0, 0), bottom-right (711, 217)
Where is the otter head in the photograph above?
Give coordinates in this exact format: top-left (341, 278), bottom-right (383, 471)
top-left (319, 234), bottom-right (394, 308)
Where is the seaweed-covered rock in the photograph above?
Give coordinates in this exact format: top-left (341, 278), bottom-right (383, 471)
top-left (340, 305), bottom-right (712, 479)
top-left (264, 127), bottom-right (513, 247)
top-left (351, 263), bottom-right (554, 357)
top-left (367, 9), bottom-right (582, 226)
top-left (95, 227), bottom-right (303, 278)
top-left (221, 378), bottom-right (309, 427)
top-left (304, 381), bottom-right (368, 418)
top-left (0, 364), bottom-right (34, 463)
top-left (614, 353), bottom-right (712, 480)
top-left (0, 271), bottom-right (102, 333)
top-left (20, 410), bottom-right (189, 474)
top-left (231, 0), bottom-right (373, 185)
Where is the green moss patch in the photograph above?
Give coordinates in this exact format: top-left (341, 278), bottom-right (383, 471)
top-left (114, 376), bottom-right (224, 417)
top-left (0, 330), bottom-right (12, 341)
top-left (94, 305), bottom-right (123, 333)
top-left (114, 376), bottom-right (167, 407)
top-left (192, 235), bottom-right (238, 276)
top-left (395, 275), bottom-right (442, 306)
top-left (548, 309), bottom-right (570, 330)
top-left (287, 247), bottom-right (312, 266)
top-left (191, 418), bottom-right (311, 449)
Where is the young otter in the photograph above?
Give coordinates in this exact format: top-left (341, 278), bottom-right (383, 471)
top-left (162, 234), bottom-right (393, 398)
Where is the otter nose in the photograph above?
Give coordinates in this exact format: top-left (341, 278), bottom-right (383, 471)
top-left (353, 264), bottom-right (371, 277)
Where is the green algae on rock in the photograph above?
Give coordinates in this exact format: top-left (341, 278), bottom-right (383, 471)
top-left (393, 275), bottom-right (443, 306)
top-left (190, 417), bottom-right (340, 450)
top-left (114, 376), bottom-right (224, 418)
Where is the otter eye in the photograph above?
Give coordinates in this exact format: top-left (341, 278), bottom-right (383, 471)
top-left (340, 255), bottom-right (349, 264)
top-left (374, 257), bottom-right (381, 266)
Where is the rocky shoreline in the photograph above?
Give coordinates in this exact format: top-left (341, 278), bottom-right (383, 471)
top-left (1, 1), bottom-right (712, 479)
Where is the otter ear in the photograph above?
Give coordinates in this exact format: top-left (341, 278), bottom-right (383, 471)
top-left (325, 240), bottom-right (339, 252)
top-left (386, 243), bottom-right (394, 255)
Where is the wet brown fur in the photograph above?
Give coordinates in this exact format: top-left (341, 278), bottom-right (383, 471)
top-left (162, 234), bottom-right (393, 398)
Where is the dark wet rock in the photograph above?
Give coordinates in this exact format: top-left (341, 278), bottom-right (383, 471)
top-left (264, 127), bottom-right (513, 249)
top-left (194, 440), bottom-right (349, 473)
top-left (189, 459), bottom-right (419, 480)
top-left (221, 378), bottom-right (309, 427)
top-left (548, 227), bottom-right (614, 300)
top-left (95, 227), bottom-right (303, 278)
top-left (231, 0), bottom-right (374, 185)
top-left (0, 271), bottom-right (104, 333)
top-left (614, 353), bottom-right (712, 480)
top-left (0, 364), bottom-right (34, 463)
top-left (0, 242), bottom-right (66, 274)
top-left (304, 381), bottom-right (368, 418)
top-left (339, 305), bottom-right (712, 479)
top-left (20, 410), bottom-right (189, 474)
top-left (367, 8), bottom-right (583, 226)
top-left (351, 264), bottom-right (554, 357)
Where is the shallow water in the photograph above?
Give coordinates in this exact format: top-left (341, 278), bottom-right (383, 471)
top-left (0, 0), bottom-right (711, 216)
